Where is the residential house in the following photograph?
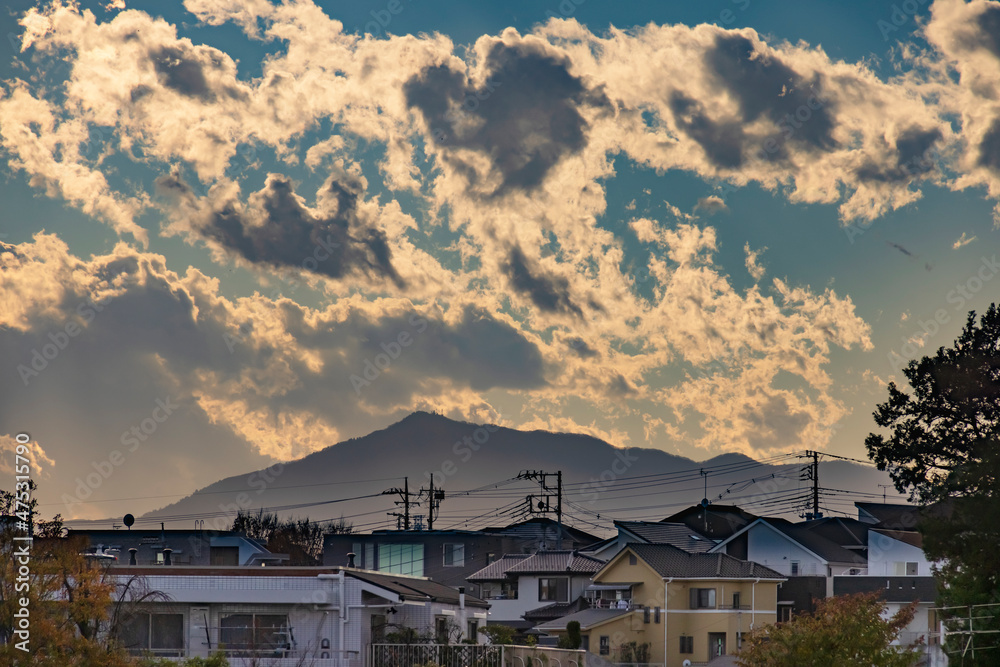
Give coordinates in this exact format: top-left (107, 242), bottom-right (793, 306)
top-left (322, 517), bottom-right (600, 597)
top-left (466, 550), bottom-right (604, 630)
top-left (833, 527), bottom-right (945, 666)
top-left (108, 564), bottom-right (488, 667)
top-left (538, 543), bottom-right (784, 667)
top-left (582, 520), bottom-right (715, 561)
top-left (709, 516), bottom-right (868, 617)
top-left (660, 504), bottom-right (758, 542)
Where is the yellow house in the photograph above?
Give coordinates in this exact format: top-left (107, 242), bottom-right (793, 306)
top-left (538, 543), bottom-right (784, 666)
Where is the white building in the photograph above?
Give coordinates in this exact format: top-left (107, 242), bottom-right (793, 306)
top-left (110, 565), bottom-right (488, 666)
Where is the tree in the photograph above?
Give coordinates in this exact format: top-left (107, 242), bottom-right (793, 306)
top-left (229, 510), bottom-right (352, 565)
top-left (737, 592), bottom-right (922, 667)
top-left (866, 306), bottom-right (1000, 662)
top-left (557, 620), bottom-right (581, 649)
top-left (478, 624), bottom-right (516, 645)
top-left (0, 533), bottom-right (135, 666)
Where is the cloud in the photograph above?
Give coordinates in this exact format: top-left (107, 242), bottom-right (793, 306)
top-left (502, 245), bottom-right (583, 317)
top-left (404, 32), bottom-right (609, 197)
top-left (953, 231), bottom-right (978, 248)
top-left (156, 169), bottom-right (405, 287)
top-left (744, 243), bottom-right (767, 281)
top-left (695, 195), bottom-right (729, 214)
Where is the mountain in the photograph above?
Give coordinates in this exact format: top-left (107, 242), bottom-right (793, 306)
top-left (102, 411), bottom-right (905, 533)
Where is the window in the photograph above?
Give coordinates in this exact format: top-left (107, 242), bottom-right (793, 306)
top-left (435, 616), bottom-right (449, 644)
top-left (733, 592), bottom-right (741, 609)
top-left (690, 587), bottom-right (716, 609)
top-left (219, 613), bottom-right (289, 653)
top-left (443, 543), bottom-right (465, 567)
top-left (486, 552), bottom-right (496, 564)
top-left (539, 577), bottom-right (570, 602)
top-left (778, 605), bottom-right (793, 623)
top-left (599, 636), bottom-right (610, 655)
top-left (629, 553), bottom-right (638, 565)
top-left (790, 560), bottom-right (800, 576)
top-left (906, 561), bottom-right (919, 576)
top-left (210, 546), bottom-right (239, 566)
top-left (120, 613), bottom-right (184, 656)
top-left (654, 607), bottom-right (660, 624)
top-left (467, 620), bottom-right (478, 641)
top-left (679, 636), bottom-right (694, 654)
top-left (378, 544), bottom-right (424, 576)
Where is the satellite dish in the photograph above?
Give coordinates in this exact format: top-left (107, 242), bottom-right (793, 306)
top-left (123, 514), bottom-right (135, 529)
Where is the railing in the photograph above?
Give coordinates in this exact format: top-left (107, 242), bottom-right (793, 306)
top-left (369, 644), bottom-right (587, 667)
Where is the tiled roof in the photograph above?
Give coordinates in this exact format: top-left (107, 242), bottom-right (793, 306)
top-left (659, 505), bottom-right (758, 540)
top-left (505, 551), bottom-right (605, 575)
top-left (344, 569), bottom-right (490, 608)
top-left (466, 554), bottom-right (531, 582)
top-left (523, 597), bottom-right (590, 621)
top-left (535, 608), bottom-right (631, 632)
top-left (623, 543), bottom-right (784, 579)
top-left (800, 517), bottom-right (869, 548)
top-left (872, 528), bottom-right (923, 549)
top-left (767, 520), bottom-right (868, 566)
top-left (616, 521), bottom-right (714, 553)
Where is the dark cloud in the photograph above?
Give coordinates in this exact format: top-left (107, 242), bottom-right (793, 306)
top-left (669, 92), bottom-right (748, 168)
top-left (156, 172), bottom-right (404, 287)
top-left (705, 33), bottom-right (836, 154)
top-left (857, 126), bottom-right (941, 183)
top-left (741, 394), bottom-right (810, 451)
top-left (503, 245), bottom-right (582, 317)
top-left (152, 47), bottom-right (214, 101)
top-left (567, 337), bottom-right (599, 358)
top-left (978, 118), bottom-right (1000, 173)
top-left (404, 39), bottom-right (609, 195)
top-left (974, 4), bottom-right (1000, 60)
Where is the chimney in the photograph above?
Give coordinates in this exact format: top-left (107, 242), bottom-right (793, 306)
top-left (128, 548), bottom-right (137, 566)
top-left (163, 548), bottom-right (172, 566)
top-left (347, 552), bottom-right (356, 568)
top-left (459, 586), bottom-right (465, 610)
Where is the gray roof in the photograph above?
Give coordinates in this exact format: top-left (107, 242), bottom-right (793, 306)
top-left (799, 517), bottom-right (869, 548)
top-left (855, 502), bottom-right (923, 529)
top-left (467, 554), bottom-right (530, 582)
top-left (467, 551), bottom-right (603, 581)
top-left (506, 551), bottom-right (605, 575)
top-left (767, 520), bottom-right (868, 566)
top-left (615, 521), bottom-right (714, 553)
top-left (535, 608), bottom-right (631, 632)
top-left (345, 570), bottom-right (489, 608)
top-left (624, 543), bottom-right (784, 579)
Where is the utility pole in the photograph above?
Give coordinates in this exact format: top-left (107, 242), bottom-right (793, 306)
top-left (420, 477), bottom-right (445, 530)
top-left (518, 470), bottom-right (564, 549)
top-left (878, 483), bottom-right (890, 503)
top-left (801, 451), bottom-right (822, 520)
top-left (383, 477), bottom-right (415, 530)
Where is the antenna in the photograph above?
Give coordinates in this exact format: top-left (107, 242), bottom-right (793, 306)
top-left (123, 514), bottom-right (135, 531)
top-left (878, 484), bottom-right (890, 503)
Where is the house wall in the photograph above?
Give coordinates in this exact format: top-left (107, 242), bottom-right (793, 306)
top-left (745, 525), bottom-right (826, 576)
top-left (485, 573), bottom-right (593, 622)
top-left (594, 551), bottom-right (781, 667)
top-left (866, 530), bottom-right (933, 576)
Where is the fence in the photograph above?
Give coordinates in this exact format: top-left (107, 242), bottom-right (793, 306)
top-left (369, 644), bottom-right (587, 667)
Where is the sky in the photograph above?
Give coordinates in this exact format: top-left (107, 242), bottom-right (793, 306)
top-left (0, 0), bottom-right (998, 521)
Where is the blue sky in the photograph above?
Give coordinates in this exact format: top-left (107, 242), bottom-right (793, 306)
top-left (1, 0), bottom-right (998, 519)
